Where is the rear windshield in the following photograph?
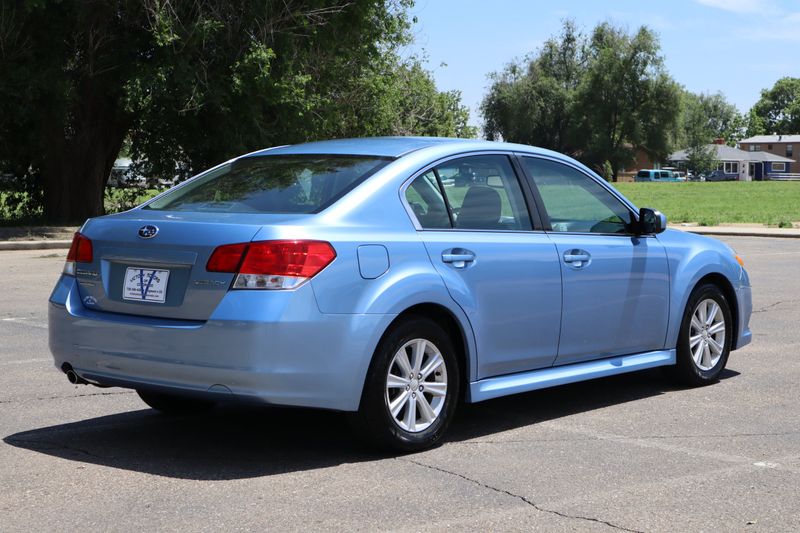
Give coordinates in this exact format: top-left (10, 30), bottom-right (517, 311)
top-left (637, 170), bottom-right (649, 177)
top-left (144, 154), bottom-right (392, 214)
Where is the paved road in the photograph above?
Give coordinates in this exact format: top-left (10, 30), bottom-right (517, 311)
top-left (1, 237), bottom-right (798, 532)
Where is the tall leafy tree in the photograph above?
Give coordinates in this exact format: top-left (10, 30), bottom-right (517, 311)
top-left (482, 20), bottom-right (586, 154)
top-left (749, 77), bottom-right (800, 135)
top-left (677, 91), bottom-right (743, 146)
top-left (674, 90), bottom-right (741, 173)
top-left (681, 94), bottom-right (719, 174)
top-left (0, 0), bottom-right (471, 223)
top-left (573, 23), bottom-right (680, 180)
top-left (481, 20), bottom-right (680, 180)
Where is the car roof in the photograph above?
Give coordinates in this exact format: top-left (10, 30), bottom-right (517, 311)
top-left (245, 136), bottom-right (572, 160)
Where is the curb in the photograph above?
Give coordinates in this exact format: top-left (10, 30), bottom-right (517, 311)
top-left (672, 227), bottom-right (800, 239)
top-left (0, 240), bottom-right (72, 251)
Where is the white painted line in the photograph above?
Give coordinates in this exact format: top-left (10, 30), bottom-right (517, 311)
top-left (0, 358), bottom-right (50, 366)
top-left (0, 317), bottom-right (47, 329)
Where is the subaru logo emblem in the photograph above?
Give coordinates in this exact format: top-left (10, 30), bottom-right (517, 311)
top-left (138, 225), bottom-right (159, 239)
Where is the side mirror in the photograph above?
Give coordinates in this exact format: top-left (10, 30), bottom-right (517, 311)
top-left (638, 207), bottom-right (667, 235)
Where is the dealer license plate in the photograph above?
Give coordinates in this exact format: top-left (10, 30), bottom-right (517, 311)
top-left (122, 267), bottom-right (170, 303)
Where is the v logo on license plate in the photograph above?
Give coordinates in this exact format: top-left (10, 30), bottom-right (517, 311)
top-left (139, 269), bottom-right (156, 300)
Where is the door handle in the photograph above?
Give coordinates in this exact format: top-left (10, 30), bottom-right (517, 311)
top-left (442, 249), bottom-right (475, 268)
top-left (563, 249), bottom-right (591, 268)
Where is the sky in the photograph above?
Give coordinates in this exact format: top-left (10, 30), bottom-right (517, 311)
top-left (405, 0), bottom-right (800, 129)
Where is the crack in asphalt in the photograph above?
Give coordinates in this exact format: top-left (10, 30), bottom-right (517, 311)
top-left (0, 390), bottom-right (134, 405)
top-left (752, 299), bottom-right (800, 313)
top-left (400, 457), bottom-right (643, 533)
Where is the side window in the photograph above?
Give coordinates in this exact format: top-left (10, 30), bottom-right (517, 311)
top-left (438, 155), bottom-right (532, 231)
top-left (405, 171), bottom-right (451, 229)
top-left (522, 157), bottom-right (634, 235)
top-left (405, 155), bottom-right (533, 231)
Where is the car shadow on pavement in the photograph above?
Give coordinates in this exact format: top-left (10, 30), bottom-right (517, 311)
top-left (4, 368), bottom-right (739, 480)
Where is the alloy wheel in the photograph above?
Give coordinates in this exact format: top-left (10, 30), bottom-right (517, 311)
top-left (689, 298), bottom-right (726, 371)
top-left (384, 338), bottom-right (448, 432)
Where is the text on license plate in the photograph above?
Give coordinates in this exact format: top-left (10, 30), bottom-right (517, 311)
top-left (122, 267), bottom-right (170, 303)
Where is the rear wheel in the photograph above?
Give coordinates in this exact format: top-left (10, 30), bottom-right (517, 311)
top-left (136, 390), bottom-right (215, 415)
top-left (352, 316), bottom-right (460, 452)
top-left (672, 283), bottom-right (733, 386)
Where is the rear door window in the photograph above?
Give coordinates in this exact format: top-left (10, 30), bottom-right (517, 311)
top-left (405, 155), bottom-right (533, 231)
top-left (145, 155), bottom-right (392, 214)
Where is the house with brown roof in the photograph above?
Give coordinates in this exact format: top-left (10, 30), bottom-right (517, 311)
top-left (668, 143), bottom-right (794, 181)
top-left (738, 135), bottom-right (799, 178)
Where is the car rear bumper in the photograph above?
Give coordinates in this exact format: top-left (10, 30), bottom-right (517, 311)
top-left (48, 275), bottom-right (393, 411)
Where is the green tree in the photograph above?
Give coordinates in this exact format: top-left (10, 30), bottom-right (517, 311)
top-left (481, 21), bottom-right (680, 181)
top-left (678, 91), bottom-right (744, 146)
top-left (331, 57), bottom-right (475, 139)
top-left (481, 20), bottom-right (586, 154)
top-left (0, 0), bottom-right (471, 223)
top-left (681, 94), bottom-right (719, 174)
top-left (750, 77), bottom-right (800, 135)
top-left (573, 23), bottom-right (680, 180)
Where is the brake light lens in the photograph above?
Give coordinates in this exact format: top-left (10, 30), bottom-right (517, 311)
top-left (207, 240), bottom-right (336, 290)
top-left (63, 233), bottom-right (93, 275)
top-left (206, 243), bottom-right (248, 273)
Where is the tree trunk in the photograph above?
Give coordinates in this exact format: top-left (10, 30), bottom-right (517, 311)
top-left (41, 79), bottom-right (129, 225)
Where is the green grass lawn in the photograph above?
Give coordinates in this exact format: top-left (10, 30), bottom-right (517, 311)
top-left (613, 181), bottom-right (800, 227)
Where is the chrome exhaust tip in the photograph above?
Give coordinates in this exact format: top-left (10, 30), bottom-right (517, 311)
top-left (62, 363), bottom-right (89, 385)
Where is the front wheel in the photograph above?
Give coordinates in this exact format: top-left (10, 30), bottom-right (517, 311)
top-left (351, 317), bottom-right (460, 452)
top-left (672, 283), bottom-right (733, 386)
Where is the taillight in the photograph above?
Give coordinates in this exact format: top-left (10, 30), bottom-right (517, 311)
top-left (63, 233), bottom-right (93, 275)
top-left (207, 240), bottom-right (336, 290)
top-left (206, 243), bottom-right (248, 273)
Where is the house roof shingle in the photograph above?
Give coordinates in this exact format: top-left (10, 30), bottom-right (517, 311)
top-left (669, 144), bottom-right (794, 163)
top-left (739, 134), bottom-right (800, 144)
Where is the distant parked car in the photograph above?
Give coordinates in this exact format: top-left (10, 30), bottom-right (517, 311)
top-left (50, 137), bottom-right (752, 451)
top-left (705, 170), bottom-right (736, 182)
top-left (635, 169), bottom-right (685, 182)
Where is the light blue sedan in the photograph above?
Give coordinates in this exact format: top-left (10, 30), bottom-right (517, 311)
top-left (49, 137), bottom-right (752, 451)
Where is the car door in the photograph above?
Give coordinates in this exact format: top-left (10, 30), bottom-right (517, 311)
top-left (519, 155), bottom-right (670, 365)
top-left (403, 153), bottom-right (562, 379)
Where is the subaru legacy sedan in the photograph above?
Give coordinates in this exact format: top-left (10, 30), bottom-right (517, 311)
top-left (49, 137), bottom-right (752, 451)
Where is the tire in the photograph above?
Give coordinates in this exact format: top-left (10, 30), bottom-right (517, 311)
top-left (351, 316), bottom-right (461, 452)
top-left (137, 389), bottom-right (215, 415)
top-left (672, 283), bottom-right (733, 386)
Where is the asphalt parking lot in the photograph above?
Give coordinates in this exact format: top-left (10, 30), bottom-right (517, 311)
top-left (1, 235), bottom-right (798, 532)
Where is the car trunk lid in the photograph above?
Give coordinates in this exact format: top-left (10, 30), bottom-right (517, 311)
top-left (73, 212), bottom-right (302, 320)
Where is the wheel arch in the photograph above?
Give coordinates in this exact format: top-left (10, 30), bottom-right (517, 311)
top-left (356, 301), bottom-right (476, 410)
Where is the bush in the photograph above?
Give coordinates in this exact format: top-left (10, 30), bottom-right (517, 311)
top-left (0, 191), bottom-right (43, 223)
top-left (104, 187), bottom-right (161, 214)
